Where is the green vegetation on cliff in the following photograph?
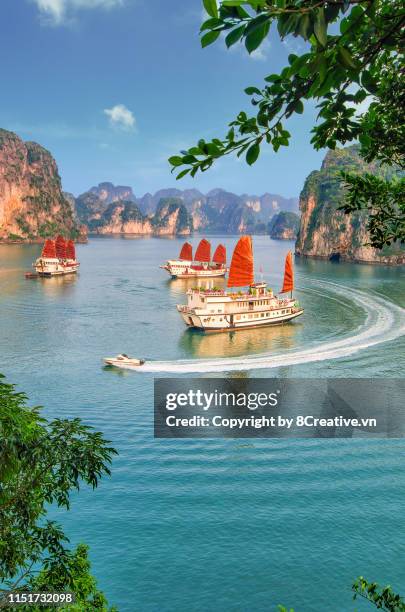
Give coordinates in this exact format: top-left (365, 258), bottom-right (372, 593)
top-left (0, 129), bottom-right (81, 242)
top-left (296, 145), bottom-right (404, 264)
top-left (268, 211), bottom-right (300, 240)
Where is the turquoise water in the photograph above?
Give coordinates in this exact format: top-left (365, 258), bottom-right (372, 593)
top-left (0, 236), bottom-right (404, 611)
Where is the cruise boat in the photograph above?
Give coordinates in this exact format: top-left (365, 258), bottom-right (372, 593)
top-left (34, 235), bottom-right (80, 277)
top-left (162, 239), bottom-right (227, 279)
top-left (177, 236), bottom-right (303, 332)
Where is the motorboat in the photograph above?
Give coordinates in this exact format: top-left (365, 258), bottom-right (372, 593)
top-left (103, 354), bottom-right (145, 367)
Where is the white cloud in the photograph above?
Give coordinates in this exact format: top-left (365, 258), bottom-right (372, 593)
top-left (31, 0), bottom-right (124, 25)
top-left (227, 38), bottom-right (271, 62)
top-left (104, 104), bottom-right (136, 131)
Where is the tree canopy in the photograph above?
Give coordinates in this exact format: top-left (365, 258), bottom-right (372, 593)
top-left (169, 0), bottom-right (405, 248)
top-left (0, 374), bottom-right (117, 610)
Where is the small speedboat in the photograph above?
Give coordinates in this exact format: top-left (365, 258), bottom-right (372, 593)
top-left (103, 354), bottom-right (145, 367)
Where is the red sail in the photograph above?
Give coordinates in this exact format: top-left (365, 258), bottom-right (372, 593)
top-left (179, 242), bottom-right (192, 260)
top-left (55, 235), bottom-right (67, 259)
top-left (280, 251), bottom-right (294, 293)
top-left (194, 238), bottom-right (211, 262)
top-left (213, 244), bottom-right (226, 264)
top-left (41, 239), bottom-right (56, 258)
top-left (227, 236), bottom-right (254, 288)
top-left (66, 239), bottom-right (76, 260)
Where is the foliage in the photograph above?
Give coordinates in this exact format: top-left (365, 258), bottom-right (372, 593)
top-left (352, 576), bottom-right (405, 611)
top-left (0, 374), bottom-right (117, 609)
top-left (22, 544), bottom-right (117, 612)
top-left (169, 0), bottom-right (405, 247)
top-left (340, 172), bottom-right (405, 248)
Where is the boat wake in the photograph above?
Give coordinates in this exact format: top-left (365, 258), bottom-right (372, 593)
top-left (127, 282), bottom-right (405, 374)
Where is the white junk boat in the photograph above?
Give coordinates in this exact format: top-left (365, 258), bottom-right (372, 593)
top-left (177, 236), bottom-right (303, 332)
top-left (162, 239), bottom-right (227, 279)
top-left (34, 236), bottom-right (79, 276)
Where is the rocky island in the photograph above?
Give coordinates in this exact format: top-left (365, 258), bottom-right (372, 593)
top-left (0, 129), bottom-right (84, 243)
top-left (269, 211), bottom-right (300, 240)
top-left (296, 146), bottom-right (404, 265)
top-left (75, 182), bottom-right (298, 236)
top-left (76, 190), bottom-right (193, 236)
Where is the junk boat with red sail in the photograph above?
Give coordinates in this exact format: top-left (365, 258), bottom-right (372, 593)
top-left (162, 239), bottom-right (227, 279)
top-left (33, 235), bottom-right (79, 277)
top-left (177, 236), bottom-right (303, 331)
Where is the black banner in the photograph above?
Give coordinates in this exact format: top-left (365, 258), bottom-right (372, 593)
top-left (154, 378), bottom-right (405, 438)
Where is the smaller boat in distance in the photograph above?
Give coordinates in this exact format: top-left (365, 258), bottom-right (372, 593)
top-left (161, 239), bottom-right (227, 278)
top-left (33, 235), bottom-right (80, 277)
top-left (177, 237), bottom-right (303, 332)
top-left (103, 354), bottom-right (145, 367)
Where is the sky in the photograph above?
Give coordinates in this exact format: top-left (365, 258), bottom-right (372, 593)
top-left (0, 0), bottom-right (326, 198)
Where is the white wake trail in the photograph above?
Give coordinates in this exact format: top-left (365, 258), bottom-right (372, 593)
top-left (126, 282), bottom-right (405, 374)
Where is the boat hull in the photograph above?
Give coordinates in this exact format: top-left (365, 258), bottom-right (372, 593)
top-left (34, 257), bottom-right (79, 276)
top-left (171, 268), bottom-right (226, 279)
top-left (162, 260), bottom-right (226, 279)
top-left (178, 307), bottom-right (304, 332)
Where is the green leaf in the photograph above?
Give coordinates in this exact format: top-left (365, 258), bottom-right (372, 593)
top-left (225, 24), bottom-right (246, 47)
top-left (265, 74), bottom-right (282, 83)
top-left (314, 8), bottom-right (327, 47)
top-left (189, 147), bottom-right (204, 156)
top-left (298, 14), bottom-right (311, 40)
top-left (245, 20), bottom-right (270, 53)
top-left (295, 100), bottom-right (304, 114)
top-left (176, 168), bottom-right (191, 180)
top-left (337, 46), bottom-right (359, 69)
top-left (168, 156), bottom-right (184, 167)
top-left (245, 86), bottom-right (261, 96)
top-left (246, 142), bottom-right (260, 165)
top-left (201, 30), bottom-right (221, 47)
top-left (202, 0), bottom-right (218, 18)
top-left (200, 18), bottom-right (223, 32)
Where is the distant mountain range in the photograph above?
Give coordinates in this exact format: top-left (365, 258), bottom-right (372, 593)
top-left (74, 182), bottom-right (299, 235)
top-left (2, 128), bottom-right (401, 264)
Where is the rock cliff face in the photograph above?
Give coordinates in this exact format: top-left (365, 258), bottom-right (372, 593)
top-left (296, 146), bottom-right (404, 265)
top-left (76, 184), bottom-right (298, 234)
top-left (0, 129), bottom-right (82, 242)
top-left (76, 195), bottom-right (193, 236)
top-left (89, 182), bottom-right (136, 204)
top-left (269, 211), bottom-right (300, 240)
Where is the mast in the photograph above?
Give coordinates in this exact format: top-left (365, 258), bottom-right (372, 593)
top-left (227, 236), bottom-right (254, 288)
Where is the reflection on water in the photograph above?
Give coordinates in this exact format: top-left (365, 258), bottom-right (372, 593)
top-left (39, 274), bottom-right (77, 298)
top-left (179, 321), bottom-right (301, 358)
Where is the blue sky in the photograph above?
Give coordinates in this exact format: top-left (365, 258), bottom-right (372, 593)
top-left (0, 0), bottom-right (325, 198)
